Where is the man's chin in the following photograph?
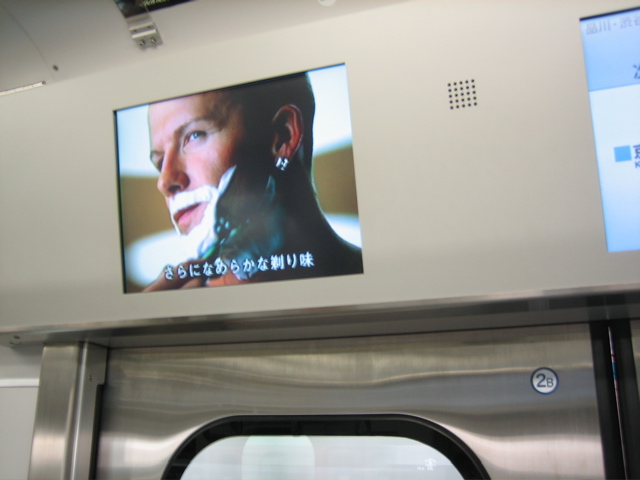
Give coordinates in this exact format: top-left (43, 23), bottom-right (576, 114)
top-left (169, 185), bottom-right (220, 258)
top-left (177, 203), bottom-right (217, 260)
top-left (175, 202), bottom-right (209, 236)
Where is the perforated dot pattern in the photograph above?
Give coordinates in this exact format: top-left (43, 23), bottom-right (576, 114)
top-left (448, 79), bottom-right (477, 110)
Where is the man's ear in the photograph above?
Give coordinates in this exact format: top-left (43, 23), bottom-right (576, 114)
top-left (271, 105), bottom-right (303, 160)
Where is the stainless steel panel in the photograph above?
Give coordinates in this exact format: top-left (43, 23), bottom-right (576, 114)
top-left (2, 287), bottom-right (639, 349)
top-left (29, 343), bottom-right (106, 480)
top-left (96, 323), bottom-right (603, 479)
top-left (632, 319), bottom-right (640, 406)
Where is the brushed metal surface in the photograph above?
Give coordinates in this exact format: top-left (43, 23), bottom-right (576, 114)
top-left (2, 287), bottom-right (639, 349)
top-left (632, 319), bottom-right (640, 408)
top-left (29, 343), bottom-right (106, 480)
top-left (96, 323), bottom-right (603, 479)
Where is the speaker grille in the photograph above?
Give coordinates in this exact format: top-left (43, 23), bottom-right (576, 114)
top-left (448, 79), bottom-right (477, 110)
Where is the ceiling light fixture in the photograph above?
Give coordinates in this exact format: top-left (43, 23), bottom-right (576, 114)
top-left (0, 80), bottom-right (46, 97)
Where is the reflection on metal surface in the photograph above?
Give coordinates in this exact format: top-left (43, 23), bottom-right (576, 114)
top-left (96, 323), bottom-right (604, 479)
top-left (632, 320), bottom-right (640, 404)
top-left (621, 319), bottom-right (640, 478)
top-left (1, 286), bottom-right (638, 348)
top-left (29, 343), bottom-right (106, 480)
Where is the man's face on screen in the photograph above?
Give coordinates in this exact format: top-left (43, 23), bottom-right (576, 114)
top-left (149, 91), bottom-right (247, 235)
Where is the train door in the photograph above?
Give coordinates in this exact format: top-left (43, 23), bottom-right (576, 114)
top-left (92, 322), bottom-right (606, 479)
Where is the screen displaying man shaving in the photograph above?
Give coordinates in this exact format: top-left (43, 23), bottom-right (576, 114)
top-left (116, 65), bottom-right (363, 292)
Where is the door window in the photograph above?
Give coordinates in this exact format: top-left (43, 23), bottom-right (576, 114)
top-left (163, 416), bottom-right (488, 479)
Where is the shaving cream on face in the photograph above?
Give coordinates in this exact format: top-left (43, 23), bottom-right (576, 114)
top-left (169, 185), bottom-right (219, 260)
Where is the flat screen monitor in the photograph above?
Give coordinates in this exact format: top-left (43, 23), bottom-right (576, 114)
top-left (115, 64), bottom-right (363, 293)
top-left (580, 7), bottom-right (640, 252)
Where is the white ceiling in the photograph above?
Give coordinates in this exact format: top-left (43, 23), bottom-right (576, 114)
top-left (0, 0), bottom-right (409, 92)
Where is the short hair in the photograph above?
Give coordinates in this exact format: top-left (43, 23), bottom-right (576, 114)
top-left (229, 72), bottom-right (316, 172)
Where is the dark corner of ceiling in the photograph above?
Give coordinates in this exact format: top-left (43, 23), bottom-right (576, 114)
top-left (113, 0), bottom-right (193, 18)
top-left (0, 2), bottom-right (52, 94)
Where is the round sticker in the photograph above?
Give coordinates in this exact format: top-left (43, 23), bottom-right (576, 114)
top-left (531, 367), bottom-right (558, 394)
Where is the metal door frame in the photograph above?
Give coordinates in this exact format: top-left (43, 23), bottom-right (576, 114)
top-left (94, 322), bottom-right (605, 479)
top-left (27, 319), bottom-right (640, 479)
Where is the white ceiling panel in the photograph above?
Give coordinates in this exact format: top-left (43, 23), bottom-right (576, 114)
top-left (0, 0), bottom-right (409, 92)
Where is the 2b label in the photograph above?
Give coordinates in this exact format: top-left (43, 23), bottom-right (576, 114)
top-left (531, 367), bottom-right (558, 394)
